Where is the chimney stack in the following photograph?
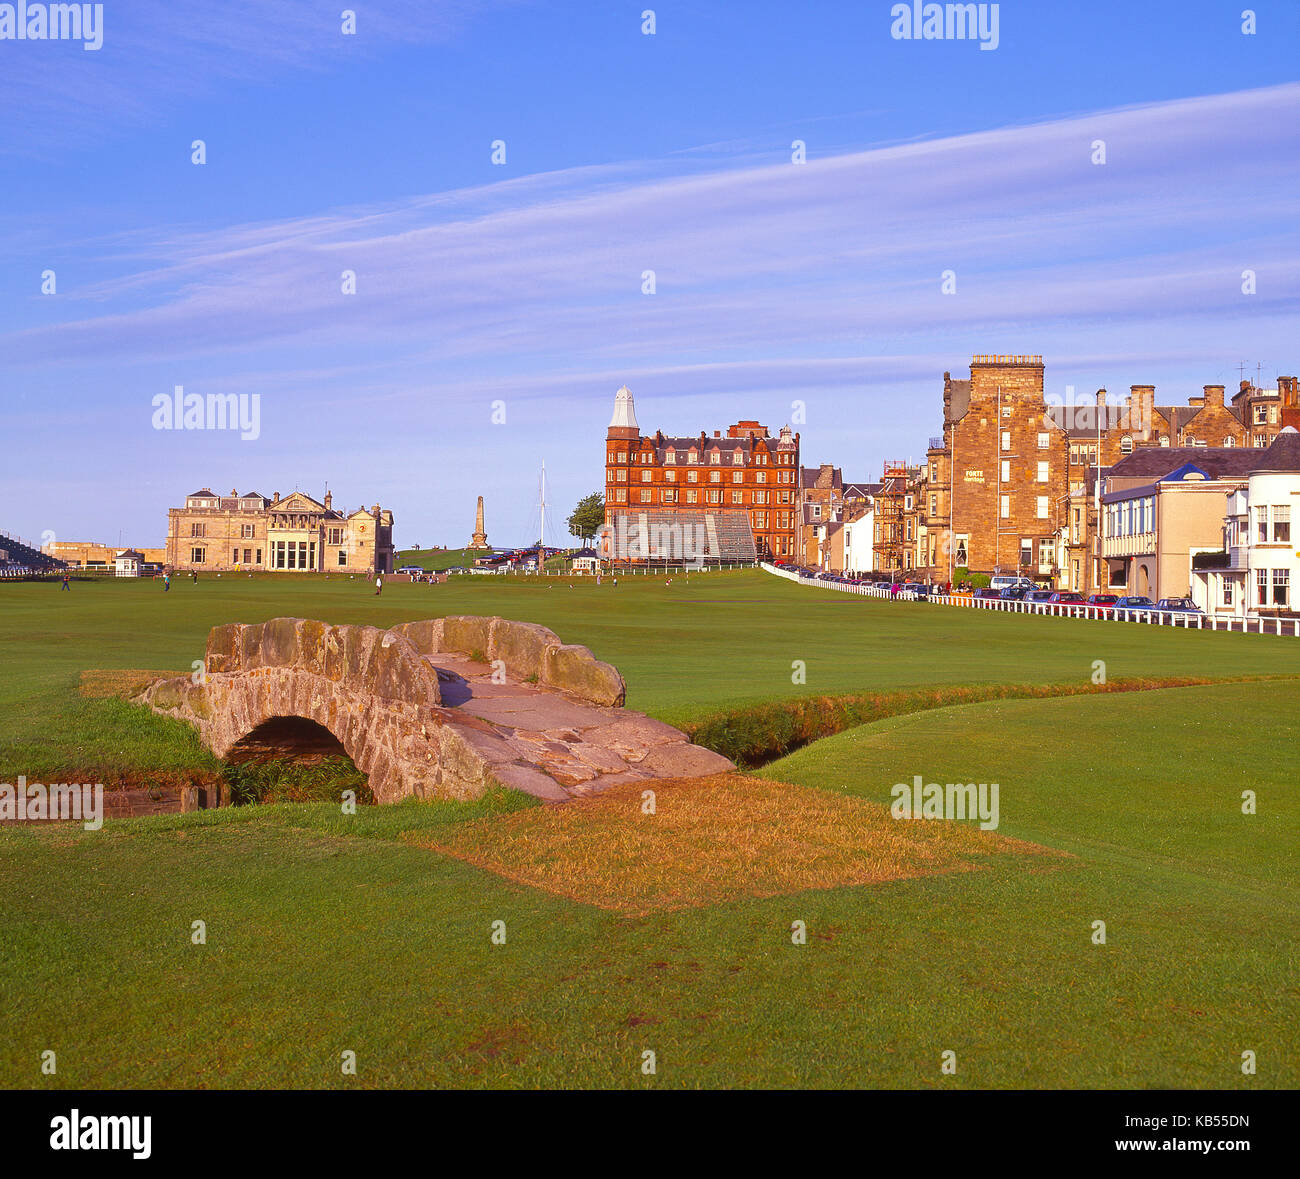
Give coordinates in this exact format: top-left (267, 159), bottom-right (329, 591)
top-left (1128, 386), bottom-right (1155, 438)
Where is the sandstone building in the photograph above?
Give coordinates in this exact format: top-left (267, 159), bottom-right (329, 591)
top-left (44, 540), bottom-right (166, 570)
top-left (604, 386), bottom-right (801, 560)
top-left (922, 355), bottom-right (1066, 582)
top-left (920, 358), bottom-right (1300, 590)
top-left (164, 488), bottom-right (394, 574)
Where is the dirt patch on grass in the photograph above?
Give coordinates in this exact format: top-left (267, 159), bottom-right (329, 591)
top-left (405, 773), bottom-right (1065, 915)
top-left (78, 669), bottom-right (176, 699)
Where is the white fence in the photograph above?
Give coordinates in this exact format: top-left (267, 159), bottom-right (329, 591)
top-left (759, 563), bottom-right (1300, 636)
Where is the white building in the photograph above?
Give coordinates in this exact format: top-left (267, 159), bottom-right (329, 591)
top-left (1193, 428), bottom-right (1300, 619)
top-left (841, 506), bottom-right (876, 574)
top-left (114, 548), bottom-right (143, 578)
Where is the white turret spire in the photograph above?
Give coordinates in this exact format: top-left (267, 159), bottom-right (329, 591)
top-left (609, 384), bottom-right (639, 430)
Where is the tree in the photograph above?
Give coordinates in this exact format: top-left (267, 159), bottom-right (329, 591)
top-left (567, 492), bottom-right (606, 543)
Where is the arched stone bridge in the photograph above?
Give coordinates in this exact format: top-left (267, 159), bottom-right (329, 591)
top-left (139, 616), bottom-right (732, 803)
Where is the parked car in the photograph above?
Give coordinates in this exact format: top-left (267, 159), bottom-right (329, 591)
top-left (998, 585), bottom-right (1030, 600)
top-left (1086, 593), bottom-right (1119, 614)
top-left (972, 587), bottom-right (1002, 599)
top-left (396, 565), bottom-right (425, 575)
top-left (1114, 595), bottom-right (1155, 613)
top-left (1047, 591), bottom-right (1085, 615)
top-left (1156, 597), bottom-right (1204, 616)
top-left (990, 574), bottom-right (1035, 592)
top-left (1025, 589), bottom-right (1055, 604)
top-left (902, 582), bottom-right (928, 596)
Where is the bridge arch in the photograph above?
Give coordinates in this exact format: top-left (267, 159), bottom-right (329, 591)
top-left (141, 617), bottom-right (450, 803)
top-left (140, 614), bottom-right (728, 804)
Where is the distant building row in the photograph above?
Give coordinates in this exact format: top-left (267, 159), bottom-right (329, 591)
top-left (799, 355), bottom-right (1300, 616)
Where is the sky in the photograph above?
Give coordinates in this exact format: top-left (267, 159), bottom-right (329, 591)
top-left (1, 0), bottom-right (1298, 550)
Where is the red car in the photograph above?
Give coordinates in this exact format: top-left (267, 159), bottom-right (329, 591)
top-left (1086, 593), bottom-right (1119, 615)
top-left (1047, 590), bottom-right (1084, 615)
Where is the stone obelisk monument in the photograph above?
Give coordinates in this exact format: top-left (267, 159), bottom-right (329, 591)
top-left (469, 496), bottom-right (488, 550)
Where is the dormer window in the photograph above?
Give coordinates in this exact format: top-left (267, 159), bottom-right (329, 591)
top-left (1120, 436), bottom-right (1133, 454)
top-left (710, 452), bottom-right (720, 465)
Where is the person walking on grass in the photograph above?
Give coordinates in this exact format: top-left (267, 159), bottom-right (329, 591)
top-left (61, 573), bottom-right (70, 591)
top-left (163, 573), bottom-right (170, 592)
top-left (374, 573), bottom-right (383, 597)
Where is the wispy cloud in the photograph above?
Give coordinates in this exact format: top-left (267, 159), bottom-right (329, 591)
top-left (3, 83), bottom-right (1297, 544)
top-left (0, 0), bottom-right (522, 152)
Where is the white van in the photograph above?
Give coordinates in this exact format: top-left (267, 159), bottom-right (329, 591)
top-left (989, 575), bottom-right (1034, 591)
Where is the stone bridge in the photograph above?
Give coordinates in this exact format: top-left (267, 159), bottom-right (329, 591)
top-left (139, 616), bottom-right (732, 803)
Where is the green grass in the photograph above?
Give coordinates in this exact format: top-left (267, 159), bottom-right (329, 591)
top-left (395, 546), bottom-right (479, 571)
top-left (3, 682), bottom-right (1295, 1087)
top-left (3, 569), bottom-right (1298, 780)
top-left (1, 572), bottom-right (1297, 1087)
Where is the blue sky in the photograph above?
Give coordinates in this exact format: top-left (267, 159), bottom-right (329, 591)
top-left (2, 0), bottom-right (1298, 549)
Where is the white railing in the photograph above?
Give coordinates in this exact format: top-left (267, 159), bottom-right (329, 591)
top-left (758, 563), bottom-right (1300, 636)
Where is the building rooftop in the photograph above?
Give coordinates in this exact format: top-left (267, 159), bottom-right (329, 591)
top-left (1250, 427), bottom-right (1300, 472)
top-left (1106, 447), bottom-right (1260, 482)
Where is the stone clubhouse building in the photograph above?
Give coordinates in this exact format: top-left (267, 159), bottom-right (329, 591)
top-left (164, 488), bottom-right (395, 575)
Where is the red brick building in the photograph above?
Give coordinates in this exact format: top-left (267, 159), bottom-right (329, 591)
top-left (604, 386), bottom-right (800, 559)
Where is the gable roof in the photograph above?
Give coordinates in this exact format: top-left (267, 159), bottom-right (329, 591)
top-left (843, 481), bottom-right (879, 499)
top-left (1106, 446), bottom-right (1259, 481)
top-left (275, 492), bottom-right (327, 511)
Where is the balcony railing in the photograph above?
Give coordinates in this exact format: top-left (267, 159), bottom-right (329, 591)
top-left (928, 436), bottom-right (944, 451)
top-left (1101, 532), bottom-right (1156, 558)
